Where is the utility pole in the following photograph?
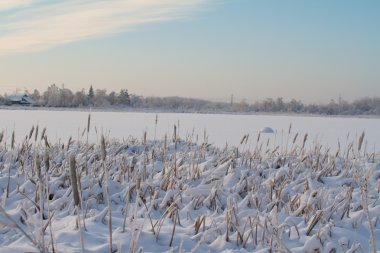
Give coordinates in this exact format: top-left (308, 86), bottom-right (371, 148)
top-left (230, 94), bottom-right (234, 106)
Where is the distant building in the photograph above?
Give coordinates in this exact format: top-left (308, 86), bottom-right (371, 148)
top-left (6, 94), bottom-right (35, 106)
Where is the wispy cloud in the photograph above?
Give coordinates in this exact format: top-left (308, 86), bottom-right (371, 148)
top-left (0, 0), bottom-right (39, 11)
top-left (0, 0), bottom-right (207, 55)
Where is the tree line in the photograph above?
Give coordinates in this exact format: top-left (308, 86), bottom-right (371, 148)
top-left (1, 84), bottom-right (379, 116)
top-left (1, 84), bottom-right (132, 107)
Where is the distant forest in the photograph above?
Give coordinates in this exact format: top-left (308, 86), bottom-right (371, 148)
top-left (1, 84), bottom-right (379, 116)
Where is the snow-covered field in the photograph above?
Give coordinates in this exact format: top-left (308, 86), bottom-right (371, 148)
top-left (0, 109), bottom-right (380, 252)
top-left (0, 109), bottom-right (379, 152)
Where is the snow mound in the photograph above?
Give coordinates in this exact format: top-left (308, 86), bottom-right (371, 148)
top-left (260, 127), bottom-right (274, 133)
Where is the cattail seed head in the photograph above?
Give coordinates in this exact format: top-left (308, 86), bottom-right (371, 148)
top-left (302, 133), bottom-right (308, 149)
top-left (44, 148), bottom-right (50, 171)
top-left (87, 114), bottom-right (91, 133)
top-left (35, 154), bottom-right (42, 179)
top-left (11, 131), bottom-right (15, 150)
top-left (44, 136), bottom-right (50, 148)
top-left (69, 155), bottom-right (80, 207)
top-left (240, 135), bottom-right (246, 145)
top-left (29, 126), bottom-right (34, 140)
top-left (358, 131), bottom-right (365, 151)
top-left (173, 125), bottom-right (177, 142)
top-left (67, 137), bottom-right (72, 151)
top-left (136, 171), bottom-right (141, 190)
top-left (101, 135), bottom-right (106, 161)
top-left (41, 127), bottom-right (46, 140)
top-left (293, 133), bottom-right (299, 144)
top-left (34, 125), bottom-right (39, 142)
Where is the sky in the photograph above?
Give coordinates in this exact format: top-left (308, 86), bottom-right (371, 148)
top-left (0, 0), bottom-right (379, 103)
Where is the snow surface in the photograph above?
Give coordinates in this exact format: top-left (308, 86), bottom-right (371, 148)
top-left (0, 109), bottom-right (379, 152)
top-left (0, 109), bottom-right (380, 252)
top-left (0, 127), bottom-right (379, 252)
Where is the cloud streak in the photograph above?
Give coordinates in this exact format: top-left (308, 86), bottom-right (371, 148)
top-left (0, 0), bottom-right (39, 11)
top-left (0, 0), bottom-right (207, 55)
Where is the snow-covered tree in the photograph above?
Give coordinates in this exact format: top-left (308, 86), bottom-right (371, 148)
top-left (118, 89), bottom-right (130, 105)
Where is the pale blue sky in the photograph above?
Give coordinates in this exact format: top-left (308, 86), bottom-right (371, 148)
top-left (0, 0), bottom-right (379, 103)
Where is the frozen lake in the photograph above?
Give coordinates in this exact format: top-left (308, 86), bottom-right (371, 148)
top-left (1, 109), bottom-right (379, 152)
